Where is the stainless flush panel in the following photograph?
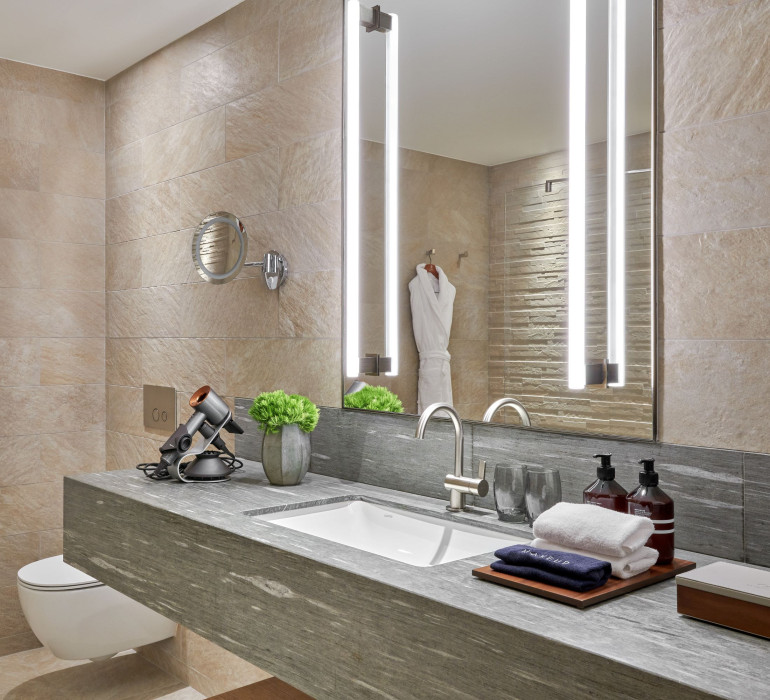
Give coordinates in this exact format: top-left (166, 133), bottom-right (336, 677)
top-left (143, 385), bottom-right (177, 431)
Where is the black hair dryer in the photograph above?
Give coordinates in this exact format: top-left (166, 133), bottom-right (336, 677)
top-left (158, 386), bottom-right (244, 482)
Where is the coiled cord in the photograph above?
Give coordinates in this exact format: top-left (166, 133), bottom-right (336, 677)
top-left (136, 449), bottom-right (244, 480)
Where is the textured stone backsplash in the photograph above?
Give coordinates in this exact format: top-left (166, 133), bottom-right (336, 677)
top-left (235, 400), bottom-right (768, 567)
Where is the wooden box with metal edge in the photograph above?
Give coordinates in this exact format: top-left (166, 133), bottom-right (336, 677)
top-left (676, 561), bottom-right (770, 640)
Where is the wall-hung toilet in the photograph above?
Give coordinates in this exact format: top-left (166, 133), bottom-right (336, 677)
top-left (17, 555), bottom-right (177, 661)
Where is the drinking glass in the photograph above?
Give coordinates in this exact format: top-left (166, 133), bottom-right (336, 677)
top-left (525, 467), bottom-right (562, 523)
top-left (493, 464), bottom-right (528, 523)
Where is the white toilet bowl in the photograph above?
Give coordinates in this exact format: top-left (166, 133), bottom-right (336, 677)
top-left (17, 555), bottom-right (177, 661)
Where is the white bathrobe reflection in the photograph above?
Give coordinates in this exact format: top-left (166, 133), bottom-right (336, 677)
top-left (409, 264), bottom-right (456, 413)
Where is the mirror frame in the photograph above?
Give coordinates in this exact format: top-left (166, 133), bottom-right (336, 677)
top-left (341, 0), bottom-right (659, 442)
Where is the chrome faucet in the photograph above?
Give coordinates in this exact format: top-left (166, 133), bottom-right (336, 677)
top-left (483, 397), bottom-right (532, 426)
top-left (414, 403), bottom-right (488, 512)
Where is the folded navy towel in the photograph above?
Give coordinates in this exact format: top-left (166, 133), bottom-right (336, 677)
top-left (491, 544), bottom-right (611, 592)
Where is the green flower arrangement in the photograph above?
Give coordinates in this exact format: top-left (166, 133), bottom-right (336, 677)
top-left (344, 385), bottom-right (404, 413)
top-left (248, 390), bottom-right (319, 435)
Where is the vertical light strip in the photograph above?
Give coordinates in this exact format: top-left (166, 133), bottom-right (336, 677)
top-left (607, 0), bottom-right (626, 387)
top-left (384, 13), bottom-right (399, 376)
top-left (568, 0), bottom-right (587, 390)
top-left (344, 0), bottom-right (361, 378)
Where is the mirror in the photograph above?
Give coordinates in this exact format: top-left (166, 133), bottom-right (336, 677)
top-left (192, 211), bottom-right (247, 285)
top-left (192, 211), bottom-right (289, 289)
top-left (344, 0), bottom-right (655, 439)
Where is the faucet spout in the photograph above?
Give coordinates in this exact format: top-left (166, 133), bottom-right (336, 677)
top-left (415, 403), bottom-right (488, 512)
top-left (483, 397), bottom-right (532, 426)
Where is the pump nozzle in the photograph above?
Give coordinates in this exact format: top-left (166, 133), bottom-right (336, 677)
top-left (593, 453), bottom-right (615, 480)
top-left (637, 457), bottom-right (659, 486)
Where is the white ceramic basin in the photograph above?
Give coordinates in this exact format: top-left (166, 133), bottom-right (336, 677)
top-left (257, 499), bottom-right (526, 567)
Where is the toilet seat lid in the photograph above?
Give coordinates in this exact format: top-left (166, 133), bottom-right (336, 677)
top-left (17, 555), bottom-right (100, 590)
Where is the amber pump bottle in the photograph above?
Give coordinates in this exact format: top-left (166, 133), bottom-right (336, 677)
top-left (627, 458), bottom-right (674, 564)
top-left (583, 454), bottom-right (628, 512)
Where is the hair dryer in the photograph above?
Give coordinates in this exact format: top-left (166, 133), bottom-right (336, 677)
top-left (155, 386), bottom-right (244, 482)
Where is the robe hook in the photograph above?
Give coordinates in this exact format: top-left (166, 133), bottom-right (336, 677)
top-left (425, 248), bottom-right (436, 264)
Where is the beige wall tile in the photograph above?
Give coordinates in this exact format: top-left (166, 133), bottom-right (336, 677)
top-left (180, 22), bottom-right (278, 120)
top-left (0, 586), bottom-right (30, 638)
top-left (179, 277), bottom-right (279, 339)
top-left (106, 430), bottom-right (163, 471)
top-left (0, 339), bottom-right (39, 386)
top-left (106, 141), bottom-right (142, 198)
top-left (106, 93), bottom-right (143, 152)
top-left (178, 149), bottom-right (279, 228)
top-left (0, 437), bottom-right (43, 487)
top-left (0, 90), bottom-right (45, 143)
top-left (226, 59), bottom-right (341, 161)
top-left (181, 630), bottom-right (270, 692)
top-left (142, 338), bottom-right (226, 395)
top-left (660, 0), bottom-right (747, 27)
top-left (141, 230), bottom-right (197, 288)
top-left (143, 108), bottom-right (226, 186)
top-left (106, 180), bottom-right (181, 245)
top-left (662, 0), bottom-right (770, 130)
top-left (39, 529), bottom-right (63, 558)
top-left (0, 239), bottom-right (38, 288)
top-left (107, 287), bottom-right (182, 339)
top-left (224, 0), bottom-right (281, 43)
top-left (40, 338), bottom-right (105, 385)
top-left (278, 269), bottom-right (341, 338)
top-left (106, 384), bottom-right (146, 437)
top-left (105, 63), bottom-right (143, 107)
top-left (39, 145), bottom-right (104, 199)
top-left (661, 111), bottom-right (770, 235)
top-left (278, 0), bottom-right (343, 81)
top-left (39, 242), bottom-right (104, 291)
top-left (0, 190), bottom-right (104, 244)
top-left (38, 430), bottom-right (106, 478)
top-left (41, 97), bottom-right (105, 153)
top-left (0, 481), bottom-right (63, 536)
top-left (107, 239), bottom-right (143, 290)
top-left (226, 338), bottom-right (341, 406)
top-left (659, 339), bottom-right (770, 452)
top-left (139, 16), bottom-right (229, 87)
top-left (106, 338), bottom-right (143, 387)
top-left (42, 384), bottom-right (105, 434)
top-left (0, 533), bottom-right (40, 587)
top-left (242, 200), bottom-right (341, 274)
top-left (0, 138), bottom-right (38, 190)
top-left (0, 59), bottom-right (41, 92)
top-left (38, 69), bottom-right (104, 106)
top-left (662, 228), bottom-right (770, 340)
top-left (279, 130), bottom-right (341, 209)
top-left (0, 289), bottom-right (105, 338)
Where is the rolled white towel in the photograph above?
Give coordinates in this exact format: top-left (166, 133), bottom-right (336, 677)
top-left (531, 538), bottom-right (659, 580)
top-left (532, 502), bottom-right (654, 558)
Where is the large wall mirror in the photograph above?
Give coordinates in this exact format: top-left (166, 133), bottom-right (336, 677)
top-left (343, 0), bottom-right (655, 439)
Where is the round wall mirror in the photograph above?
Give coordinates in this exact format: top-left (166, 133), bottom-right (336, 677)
top-left (192, 211), bottom-right (247, 284)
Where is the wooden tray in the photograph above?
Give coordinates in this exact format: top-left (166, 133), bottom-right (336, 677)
top-left (472, 558), bottom-right (696, 609)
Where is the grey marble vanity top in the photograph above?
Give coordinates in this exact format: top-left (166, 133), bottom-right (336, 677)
top-left (65, 464), bottom-right (766, 699)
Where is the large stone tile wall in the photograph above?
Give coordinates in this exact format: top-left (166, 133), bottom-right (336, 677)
top-left (658, 0), bottom-right (770, 453)
top-left (0, 60), bottom-right (106, 655)
top-left (102, 0), bottom-right (343, 692)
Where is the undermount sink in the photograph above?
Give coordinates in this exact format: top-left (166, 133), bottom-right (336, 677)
top-left (254, 498), bottom-right (527, 567)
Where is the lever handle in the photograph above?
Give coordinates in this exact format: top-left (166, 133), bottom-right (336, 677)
top-left (477, 459), bottom-right (486, 481)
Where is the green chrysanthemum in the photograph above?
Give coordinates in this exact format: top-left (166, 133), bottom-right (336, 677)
top-left (343, 385), bottom-right (403, 413)
top-left (248, 390), bottom-right (320, 434)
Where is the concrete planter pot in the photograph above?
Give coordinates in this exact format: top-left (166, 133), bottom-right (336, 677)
top-left (261, 424), bottom-right (311, 486)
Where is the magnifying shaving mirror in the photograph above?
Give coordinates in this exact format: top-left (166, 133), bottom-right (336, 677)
top-left (192, 211), bottom-right (288, 289)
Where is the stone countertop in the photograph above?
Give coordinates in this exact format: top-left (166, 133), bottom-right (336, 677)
top-left (64, 464), bottom-right (766, 699)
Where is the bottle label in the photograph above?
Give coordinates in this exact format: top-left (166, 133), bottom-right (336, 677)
top-left (631, 505), bottom-right (652, 518)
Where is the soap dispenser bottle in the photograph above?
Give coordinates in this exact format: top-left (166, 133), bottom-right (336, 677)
top-left (583, 454), bottom-right (628, 512)
top-left (627, 458), bottom-right (674, 565)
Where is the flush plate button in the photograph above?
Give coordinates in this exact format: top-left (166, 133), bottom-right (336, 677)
top-left (143, 385), bottom-right (176, 431)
